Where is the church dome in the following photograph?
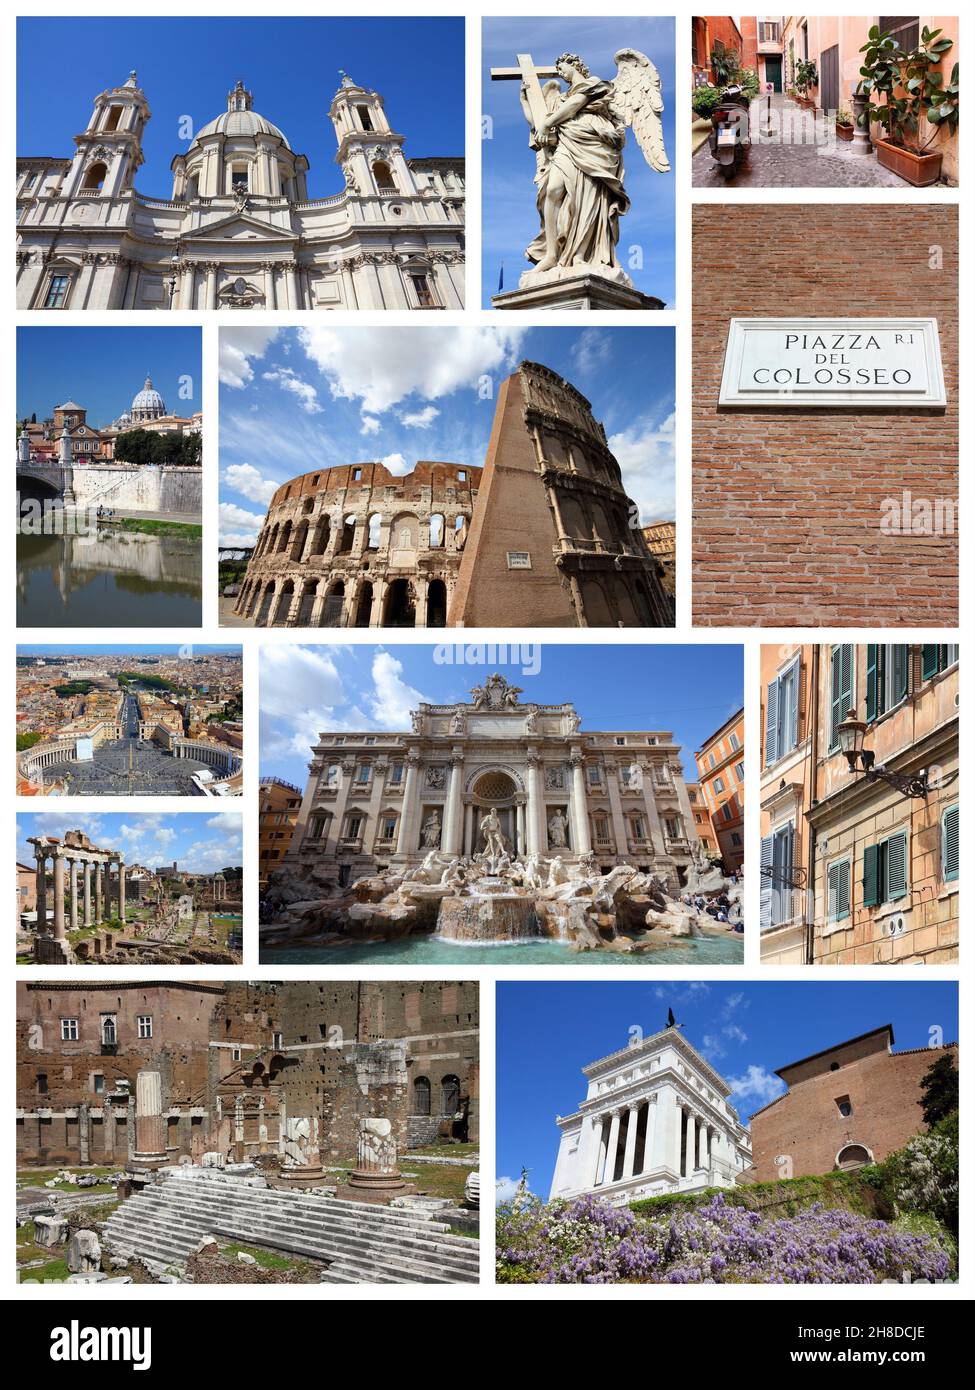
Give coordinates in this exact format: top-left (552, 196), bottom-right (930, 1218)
top-left (131, 374), bottom-right (166, 420)
top-left (189, 80), bottom-right (292, 153)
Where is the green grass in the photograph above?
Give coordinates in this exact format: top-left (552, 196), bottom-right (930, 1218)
top-left (410, 1141), bottom-right (479, 1158)
top-left (105, 517), bottom-right (202, 539)
top-left (17, 1165), bottom-right (116, 1193)
top-left (219, 1242), bottom-right (316, 1275)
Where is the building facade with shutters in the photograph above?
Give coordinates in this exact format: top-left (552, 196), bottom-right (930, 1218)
top-left (760, 644), bottom-right (959, 965)
top-left (694, 709), bottom-right (745, 873)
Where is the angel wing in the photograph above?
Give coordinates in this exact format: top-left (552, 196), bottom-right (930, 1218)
top-left (612, 48), bottom-right (670, 173)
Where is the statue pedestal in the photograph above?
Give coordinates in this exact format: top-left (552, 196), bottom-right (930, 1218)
top-left (493, 273), bottom-right (664, 312)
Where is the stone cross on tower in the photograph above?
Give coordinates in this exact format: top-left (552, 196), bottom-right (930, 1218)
top-left (490, 54), bottom-right (560, 139)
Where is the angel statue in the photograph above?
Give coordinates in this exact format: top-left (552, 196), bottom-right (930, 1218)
top-left (510, 50), bottom-right (669, 289)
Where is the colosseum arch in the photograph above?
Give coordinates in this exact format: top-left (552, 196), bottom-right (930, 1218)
top-left (296, 579), bottom-right (319, 625)
top-left (310, 514), bottom-right (330, 555)
top-left (580, 578), bottom-right (613, 625)
top-left (390, 513), bottom-right (420, 554)
top-left (270, 580), bottom-right (294, 625)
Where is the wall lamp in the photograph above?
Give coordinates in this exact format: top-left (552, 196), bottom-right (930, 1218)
top-left (834, 710), bottom-right (929, 799)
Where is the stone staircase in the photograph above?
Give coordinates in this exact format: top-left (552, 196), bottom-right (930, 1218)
top-left (101, 1171), bottom-right (480, 1284)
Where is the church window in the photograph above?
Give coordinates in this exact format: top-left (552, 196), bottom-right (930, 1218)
top-left (356, 106), bottom-right (374, 131)
top-left (231, 167), bottom-right (249, 191)
top-left (835, 1096), bottom-right (853, 1118)
top-left (83, 162), bottom-right (108, 191)
top-left (373, 160), bottom-right (396, 191)
top-left (44, 275), bottom-right (70, 308)
top-left (104, 106), bottom-right (123, 132)
top-left (410, 274), bottom-right (436, 308)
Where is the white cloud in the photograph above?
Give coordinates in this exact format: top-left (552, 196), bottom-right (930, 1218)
top-left (223, 463), bottom-right (278, 506)
top-left (495, 1175), bottom-right (535, 1204)
top-left (219, 502), bottom-right (265, 547)
top-left (727, 1065), bottom-right (787, 1109)
top-left (262, 367), bottom-right (322, 414)
top-left (365, 651), bottom-right (431, 730)
top-left (219, 328), bottom-right (280, 388)
top-left (207, 813), bottom-right (243, 832)
top-left (379, 452), bottom-right (408, 475)
top-left (570, 327), bottom-right (611, 376)
top-left (360, 414), bottom-right (381, 436)
top-left (297, 325), bottom-right (527, 414)
top-left (398, 405), bottom-right (440, 429)
top-left (608, 412), bottom-right (675, 528)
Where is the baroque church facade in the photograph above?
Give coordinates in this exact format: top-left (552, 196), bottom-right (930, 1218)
top-left (17, 73), bottom-right (465, 311)
top-left (281, 673), bottom-right (700, 892)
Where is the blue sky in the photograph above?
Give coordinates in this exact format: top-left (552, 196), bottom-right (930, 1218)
top-left (219, 325), bottom-right (675, 547)
top-left (17, 17), bottom-right (464, 200)
top-left (481, 17), bottom-right (676, 307)
top-left (17, 812), bottom-right (242, 875)
top-left (260, 643), bottom-right (741, 787)
top-left (496, 981), bottom-right (959, 1201)
top-left (17, 328), bottom-right (201, 428)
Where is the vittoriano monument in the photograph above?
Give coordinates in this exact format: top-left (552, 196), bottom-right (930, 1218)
top-left (491, 50), bottom-right (670, 311)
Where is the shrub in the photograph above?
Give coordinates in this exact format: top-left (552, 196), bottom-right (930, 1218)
top-left (497, 1190), bottom-right (952, 1285)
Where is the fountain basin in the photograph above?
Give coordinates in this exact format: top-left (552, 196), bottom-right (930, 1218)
top-left (437, 893), bottom-right (540, 943)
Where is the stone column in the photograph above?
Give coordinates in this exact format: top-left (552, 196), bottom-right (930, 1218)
top-left (52, 850), bottom-right (66, 941)
top-left (583, 1112), bottom-right (604, 1187)
top-left (526, 753), bottom-right (543, 856)
top-left (83, 862), bottom-right (92, 927)
top-left (395, 755), bottom-right (421, 857)
top-left (684, 1111), bottom-right (697, 1177)
top-left (606, 766), bottom-right (630, 858)
top-left (118, 862), bottom-right (126, 924)
top-left (94, 863), bottom-right (103, 923)
top-left (69, 860), bottom-right (79, 932)
top-left (516, 801), bottom-right (526, 857)
top-left (698, 1122), bottom-right (709, 1172)
top-left (132, 1069), bottom-right (167, 1167)
top-left (622, 1103), bottom-right (640, 1180)
top-left (463, 802), bottom-right (473, 858)
top-left (203, 262), bottom-right (218, 309)
top-left (640, 1098), bottom-right (657, 1174)
top-left (570, 751), bottom-right (592, 855)
top-left (35, 852), bottom-right (47, 930)
top-left (442, 753), bottom-right (464, 855)
top-left (264, 262), bottom-right (277, 309)
top-left (604, 1110), bottom-right (622, 1186)
top-left (178, 261), bottom-right (196, 310)
top-left (284, 261), bottom-right (299, 310)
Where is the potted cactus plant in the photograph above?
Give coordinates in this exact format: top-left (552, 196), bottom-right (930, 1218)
top-left (859, 24), bottom-right (958, 186)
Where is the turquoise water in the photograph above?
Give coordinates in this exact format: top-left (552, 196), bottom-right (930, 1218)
top-left (262, 935), bottom-right (744, 966)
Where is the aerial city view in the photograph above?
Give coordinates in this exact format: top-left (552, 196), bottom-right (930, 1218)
top-left (16, 327), bottom-right (203, 628)
top-left (16, 646), bottom-right (243, 797)
top-left (16, 812), bottom-right (243, 965)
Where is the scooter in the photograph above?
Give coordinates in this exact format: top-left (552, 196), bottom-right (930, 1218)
top-left (708, 84), bottom-right (751, 180)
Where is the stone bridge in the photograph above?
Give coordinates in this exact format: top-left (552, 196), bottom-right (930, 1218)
top-left (16, 460), bottom-right (202, 517)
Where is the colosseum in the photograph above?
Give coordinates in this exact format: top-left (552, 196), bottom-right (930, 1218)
top-left (233, 361), bottom-right (674, 628)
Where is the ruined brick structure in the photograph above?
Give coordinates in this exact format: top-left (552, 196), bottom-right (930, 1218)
top-left (16, 980), bottom-right (479, 1167)
top-left (748, 1025), bottom-right (956, 1181)
top-left (692, 205), bottom-right (958, 627)
top-left (235, 361), bottom-right (673, 628)
top-left (235, 461), bottom-right (480, 628)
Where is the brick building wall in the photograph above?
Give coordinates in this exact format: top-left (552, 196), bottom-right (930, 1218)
top-left (692, 205), bottom-right (958, 626)
top-left (749, 1029), bottom-right (956, 1180)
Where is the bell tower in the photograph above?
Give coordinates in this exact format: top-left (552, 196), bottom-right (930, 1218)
top-left (329, 71), bottom-right (419, 199)
top-left (61, 71), bottom-right (150, 202)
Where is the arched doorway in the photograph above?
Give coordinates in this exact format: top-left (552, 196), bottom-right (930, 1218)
top-left (426, 578), bottom-right (447, 627)
top-left (470, 769), bottom-right (520, 856)
top-left (383, 578), bottom-right (415, 628)
top-left (296, 580), bottom-right (318, 625)
top-left (255, 583), bottom-right (275, 626)
top-left (353, 581), bottom-right (373, 627)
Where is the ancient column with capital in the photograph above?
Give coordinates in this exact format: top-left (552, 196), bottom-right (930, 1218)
top-left (69, 860), bottom-right (79, 933)
top-left (684, 1111), bottom-right (697, 1177)
top-left (582, 1111), bottom-right (605, 1188)
top-left (52, 850), bottom-right (66, 941)
top-left (35, 850), bottom-right (47, 930)
top-left (118, 862), bottom-right (127, 923)
top-left (569, 751), bottom-right (592, 855)
top-left (93, 862), bottom-right (103, 923)
top-left (83, 861), bottom-right (93, 927)
top-left (442, 750), bottom-right (465, 855)
top-left (525, 752), bottom-right (543, 855)
top-left (395, 753), bottom-right (421, 857)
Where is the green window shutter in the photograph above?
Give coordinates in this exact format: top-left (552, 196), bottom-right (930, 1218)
top-left (891, 645), bottom-right (909, 704)
top-left (862, 843), bottom-right (880, 907)
top-left (830, 645), bottom-right (854, 748)
top-left (865, 644), bottom-right (878, 722)
top-left (922, 644), bottom-right (939, 680)
top-left (787, 658), bottom-right (800, 752)
top-left (764, 679), bottom-right (779, 765)
top-left (942, 806), bottom-right (959, 882)
top-left (886, 831), bottom-right (908, 901)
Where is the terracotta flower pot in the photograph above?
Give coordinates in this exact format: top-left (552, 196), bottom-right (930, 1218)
top-left (874, 138), bottom-right (943, 187)
top-left (835, 121), bottom-right (854, 142)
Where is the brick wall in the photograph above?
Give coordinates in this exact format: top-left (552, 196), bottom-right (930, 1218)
top-left (692, 205), bottom-right (958, 626)
top-left (750, 1042), bottom-right (956, 1180)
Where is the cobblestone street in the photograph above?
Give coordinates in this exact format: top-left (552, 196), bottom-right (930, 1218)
top-left (692, 95), bottom-right (909, 188)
